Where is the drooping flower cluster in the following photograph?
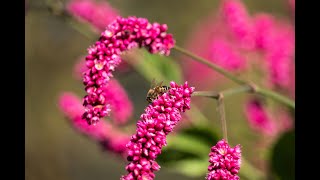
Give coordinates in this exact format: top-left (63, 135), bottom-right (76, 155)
top-left (82, 16), bottom-right (175, 125)
top-left (206, 139), bottom-right (241, 180)
top-left (58, 92), bottom-right (130, 156)
top-left (66, 0), bottom-right (119, 32)
top-left (121, 81), bottom-right (194, 180)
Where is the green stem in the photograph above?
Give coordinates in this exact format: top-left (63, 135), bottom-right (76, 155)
top-left (66, 18), bottom-right (97, 40)
top-left (221, 85), bottom-right (252, 97)
top-left (192, 91), bottom-right (220, 99)
top-left (173, 45), bottom-right (295, 110)
top-left (217, 94), bottom-right (228, 142)
top-left (192, 85), bottom-right (252, 99)
top-left (256, 87), bottom-right (295, 109)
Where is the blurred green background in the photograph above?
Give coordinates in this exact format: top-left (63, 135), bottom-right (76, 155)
top-left (25, 0), bottom-right (293, 180)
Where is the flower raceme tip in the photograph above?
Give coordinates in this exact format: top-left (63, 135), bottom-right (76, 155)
top-left (121, 81), bottom-right (194, 180)
top-left (206, 139), bottom-right (241, 180)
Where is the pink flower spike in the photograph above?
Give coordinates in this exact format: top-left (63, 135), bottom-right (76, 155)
top-left (58, 92), bottom-right (129, 156)
top-left (74, 56), bottom-right (134, 124)
top-left (82, 16), bottom-right (175, 125)
top-left (66, 0), bottom-right (119, 32)
top-left (121, 81), bottom-right (194, 180)
top-left (220, 0), bottom-right (255, 49)
top-left (206, 139), bottom-right (241, 180)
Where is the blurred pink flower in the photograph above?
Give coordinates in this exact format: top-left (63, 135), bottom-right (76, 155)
top-left (66, 0), bottom-right (119, 32)
top-left (82, 16), bottom-right (175, 125)
top-left (253, 14), bottom-right (276, 51)
top-left (209, 37), bottom-right (246, 71)
top-left (245, 99), bottom-right (294, 136)
top-left (244, 99), bottom-right (277, 136)
top-left (182, 2), bottom-right (295, 95)
top-left (263, 20), bottom-right (294, 89)
top-left (206, 139), bottom-right (241, 180)
top-left (182, 14), bottom-right (247, 89)
top-left (220, 0), bottom-right (255, 49)
top-left (58, 92), bottom-right (129, 156)
top-left (276, 110), bottom-right (294, 135)
top-left (103, 79), bottom-right (134, 125)
top-left (252, 13), bottom-right (295, 93)
top-left (121, 81), bottom-right (194, 180)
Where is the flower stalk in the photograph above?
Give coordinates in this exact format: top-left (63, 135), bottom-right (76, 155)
top-left (217, 94), bottom-right (228, 142)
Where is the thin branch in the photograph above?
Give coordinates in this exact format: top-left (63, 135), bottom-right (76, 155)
top-left (192, 85), bottom-right (253, 99)
top-left (173, 45), bottom-right (295, 110)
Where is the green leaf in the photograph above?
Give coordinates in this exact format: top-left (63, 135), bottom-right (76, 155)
top-left (240, 157), bottom-right (265, 180)
top-left (124, 50), bottom-right (182, 84)
top-left (270, 130), bottom-right (295, 180)
top-left (166, 159), bottom-right (209, 177)
top-left (142, 52), bottom-right (183, 83)
top-left (178, 125), bottom-right (220, 148)
top-left (157, 149), bottom-right (200, 165)
top-left (155, 125), bottom-right (220, 178)
top-left (165, 133), bottom-right (211, 157)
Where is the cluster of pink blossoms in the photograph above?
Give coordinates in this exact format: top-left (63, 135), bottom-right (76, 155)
top-left (82, 16), bottom-right (175, 125)
top-left (58, 92), bottom-right (130, 156)
top-left (66, 0), bottom-right (119, 32)
top-left (121, 81), bottom-right (194, 180)
top-left (206, 139), bottom-right (241, 180)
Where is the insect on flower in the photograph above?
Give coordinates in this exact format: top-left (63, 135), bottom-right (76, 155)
top-left (146, 79), bottom-right (170, 103)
